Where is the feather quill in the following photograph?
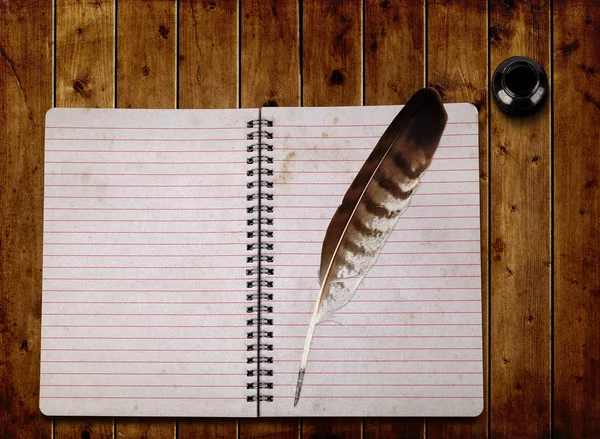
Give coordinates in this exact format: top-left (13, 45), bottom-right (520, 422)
top-left (293, 88), bottom-right (448, 406)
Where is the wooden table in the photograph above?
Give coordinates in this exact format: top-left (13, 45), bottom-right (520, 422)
top-left (1, 1), bottom-right (598, 438)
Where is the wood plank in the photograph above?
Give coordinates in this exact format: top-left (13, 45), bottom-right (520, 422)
top-left (240, 0), bottom-right (300, 108)
top-left (240, 420), bottom-right (300, 439)
top-left (56, 0), bottom-right (114, 108)
top-left (178, 419), bottom-right (237, 439)
top-left (54, 2), bottom-right (115, 435)
top-left (116, 0), bottom-right (176, 109)
top-left (553, 2), bottom-right (600, 438)
top-left (302, 0), bottom-right (361, 107)
top-left (363, 1), bottom-right (425, 436)
top-left (114, 1), bottom-right (176, 435)
top-left (116, 419), bottom-right (174, 438)
top-left (426, 1), bottom-right (489, 438)
top-left (0, 1), bottom-right (53, 438)
top-left (300, 0), bottom-right (361, 437)
top-left (364, 0), bottom-right (424, 104)
top-left (177, 2), bottom-right (238, 436)
top-left (488, 1), bottom-right (552, 438)
top-left (55, 420), bottom-right (114, 439)
top-left (239, 0), bottom-right (299, 434)
top-left (178, 0), bottom-right (238, 109)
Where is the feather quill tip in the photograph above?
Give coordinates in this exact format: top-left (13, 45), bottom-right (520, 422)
top-left (293, 367), bottom-right (306, 407)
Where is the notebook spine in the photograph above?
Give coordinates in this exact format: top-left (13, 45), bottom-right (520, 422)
top-left (246, 116), bottom-right (274, 405)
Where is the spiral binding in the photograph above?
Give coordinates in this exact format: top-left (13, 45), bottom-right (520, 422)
top-left (246, 114), bottom-right (274, 405)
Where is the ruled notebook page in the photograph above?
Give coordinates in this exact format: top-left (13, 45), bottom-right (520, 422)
top-left (262, 104), bottom-right (483, 417)
top-left (41, 108), bottom-right (257, 417)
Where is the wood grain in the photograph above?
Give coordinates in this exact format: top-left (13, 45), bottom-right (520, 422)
top-left (302, 0), bottom-right (361, 107)
top-left (56, 0), bottom-right (114, 108)
top-left (240, 419), bottom-right (300, 439)
top-left (55, 420), bottom-right (114, 439)
top-left (116, 0), bottom-right (176, 108)
top-left (489, 1), bottom-right (552, 438)
top-left (178, 419), bottom-right (237, 439)
top-left (114, 0), bottom-right (177, 436)
top-left (240, 0), bottom-right (300, 108)
top-left (553, 1), bottom-right (600, 438)
top-left (54, 1), bottom-right (115, 436)
top-left (115, 419), bottom-right (175, 439)
top-left (363, 1), bottom-right (425, 436)
top-left (239, 0), bottom-right (299, 434)
top-left (364, 0), bottom-right (424, 105)
top-left (301, 0), bottom-right (362, 437)
top-left (426, 1), bottom-right (489, 438)
top-left (0, 1), bottom-right (53, 438)
top-left (179, 0), bottom-right (238, 109)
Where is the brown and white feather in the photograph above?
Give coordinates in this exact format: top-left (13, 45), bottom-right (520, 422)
top-left (294, 88), bottom-right (448, 406)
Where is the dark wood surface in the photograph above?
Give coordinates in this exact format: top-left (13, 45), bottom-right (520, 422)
top-left (1, 1), bottom-right (599, 438)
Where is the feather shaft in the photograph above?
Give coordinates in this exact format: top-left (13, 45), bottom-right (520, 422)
top-left (294, 88), bottom-right (448, 406)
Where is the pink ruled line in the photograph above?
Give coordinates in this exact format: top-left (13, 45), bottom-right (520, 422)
top-left (41, 359), bottom-right (477, 364)
top-left (271, 134), bottom-right (477, 139)
top-left (46, 149), bottom-right (246, 153)
top-left (272, 157), bottom-right (477, 162)
top-left (46, 126), bottom-right (249, 130)
top-left (42, 263), bottom-right (479, 269)
top-left (272, 193), bottom-right (479, 197)
top-left (45, 184), bottom-right (246, 188)
top-left (43, 289), bottom-right (248, 292)
top-left (44, 277), bottom-right (246, 282)
top-left (44, 232), bottom-right (247, 236)
top-left (271, 229), bottom-right (479, 233)
top-left (42, 323), bottom-right (481, 328)
top-left (42, 335), bottom-right (478, 340)
top-left (268, 251), bottom-right (480, 256)
top-left (43, 311), bottom-right (479, 316)
top-left (41, 383), bottom-right (481, 388)
top-left (273, 396), bottom-right (482, 399)
top-left (41, 360), bottom-right (247, 364)
top-left (45, 137), bottom-right (248, 141)
top-left (274, 288), bottom-right (480, 292)
top-left (46, 195), bottom-right (245, 199)
top-left (273, 180), bottom-right (480, 184)
top-left (269, 206), bottom-right (480, 211)
top-left (43, 265), bottom-right (249, 269)
top-left (46, 172), bottom-right (243, 176)
top-left (40, 396), bottom-right (246, 400)
top-left (46, 161), bottom-right (247, 165)
top-left (268, 122), bottom-right (477, 128)
top-left (277, 383), bottom-right (482, 387)
top-left (276, 169), bottom-right (478, 174)
top-left (44, 243), bottom-right (247, 247)
top-left (43, 220), bottom-right (247, 223)
top-left (41, 348), bottom-right (248, 352)
top-left (270, 275), bottom-right (479, 279)
top-left (43, 336), bottom-right (248, 340)
top-left (44, 208), bottom-right (247, 211)
top-left (41, 384), bottom-right (245, 388)
top-left (274, 262), bottom-right (479, 266)
top-left (43, 254), bottom-right (247, 257)
top-left (41, 372), bottom-right (244, 376)
top-left (276, 371), bottom-right (483, 375)
top-left (275, 145), bottom-right (479, 151)
top-left (269, 239), bottom-right (479, 244)
top-left (272, 217), bottom-right (480, 221)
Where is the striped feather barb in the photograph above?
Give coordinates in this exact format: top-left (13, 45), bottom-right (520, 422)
top-left (294, 88), bottom-right (448, 406)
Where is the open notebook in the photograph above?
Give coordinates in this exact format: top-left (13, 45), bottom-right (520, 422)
top-left (40, 102), bottom-right (483, 417)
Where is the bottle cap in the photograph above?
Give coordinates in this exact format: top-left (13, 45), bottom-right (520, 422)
top-left (492, 56), bottom-right (548, 115)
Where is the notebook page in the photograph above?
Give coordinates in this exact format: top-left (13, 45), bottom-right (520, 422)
top-left (262, 104), bottom-right (483, 417)
top-left (41, 108), bottom-right (257, 417)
